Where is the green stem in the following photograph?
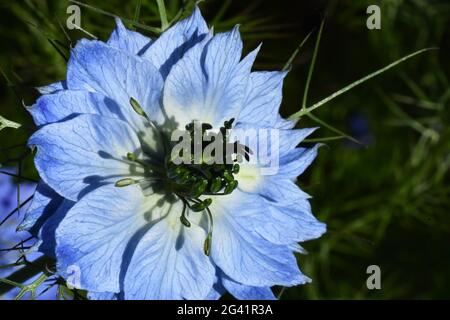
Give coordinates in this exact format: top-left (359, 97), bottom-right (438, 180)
top-left (289, 48), bottom-right (438, 120)
top-left (133, 0), bottom-right (142, 23)
top-left (0, 195), bottom-right (33, 227)
top-left (277, 286), bottom-right (286, 299)
top-left (301, 20), bottom-right (325, 110)
top-left (0, 171), bottom-right (39, 183)
top-left (156, 0), bottom-right (169, 31)
top-left (212, 0), bottom-right (232, 25)
top-left (14, 273), bottom-right (48, 300)
top-left (303, 135), bottom-right (345, 143)
top-left (68, 0), bottom-right (161, 34)
top-left (306, 113), bottom-right (361, 144)
top-left (282, 29), bottom-right (313, 71)
top-left (0, 256), bottom-right (52, 296)
top-left (0, 278), bottom-right (24, 288)
top-left (0, 115), bottom-right (21, 131)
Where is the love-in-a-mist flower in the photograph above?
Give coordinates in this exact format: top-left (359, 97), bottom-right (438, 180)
top-left (21, 7), bottom-right (326, 300)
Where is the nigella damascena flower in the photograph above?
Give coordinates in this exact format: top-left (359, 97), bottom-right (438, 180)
top-left (20, 7), bottom-right (326, 300)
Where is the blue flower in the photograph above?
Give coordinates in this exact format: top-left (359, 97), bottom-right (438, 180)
top-left (21, 7), bottom-right (326, 300)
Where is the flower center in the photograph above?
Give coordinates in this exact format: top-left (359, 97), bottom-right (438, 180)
top-left (167, 119), bottom-right (251, 206)
top-left (115, 98), bottom-right (252, 255)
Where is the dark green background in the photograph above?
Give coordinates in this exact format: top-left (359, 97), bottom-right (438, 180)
top-left (0, 0), bottom-right (449, 299)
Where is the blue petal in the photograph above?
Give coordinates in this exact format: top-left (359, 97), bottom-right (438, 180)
top-left (251, 198), bottom-right (326, 245)
top-left (141, 6), bottom-right (208, 78)
top-left (278, 144), bottom-right (320, 178)
top-left (18, 182), bottom-right (63, 235)
top-left (290, 243), bottom-right (308, 254)
top-left (88, 291), bottom-right (118, 300)
top-left (275, 116), bottom-right (296, 129)
top-left (124, 212), bottom-right (215, 300)
top-left (210, 191), bottom-right (306, 287)
top-left (241, 144), bottom-right (319, 195)
top-left (161, 36), bottom-right (209, 127)
top-left (213, 189), bottom-right (324, 254)
top-left (234, 135), bottom-right (319, 203)
top-left (233, 123), bottom-right (316, 159)
top-left (29, 114), bottom-right (143, 201)
top-left (199, 27), bottom-right (246, 125)
top-left (28, 90), bottom-right (122, 127)
top-left (36, 81), bottom-right (67, 94)
top-left (107, 18), bottom-right (152, 55)
top-left (163, 27), bottom-right (251, 128)
top-left (257, 178), bottom-right (311, 203)
top-left (278, 128), bottom-right (317, 156)
top-left (237, 71), bottom-right (287, 128)
top-left (205, 282), bottom-right (225, 300)
top-left (36, 199), bottom-right (74, 258)
top-left (222, 276), bottom-right (276, 300)
top-left (55, 184), bottom-right (149, 293)
top-left (258, 199), bottom-right (326, 244)
top-left (67, 40), bottom-right (164, 125)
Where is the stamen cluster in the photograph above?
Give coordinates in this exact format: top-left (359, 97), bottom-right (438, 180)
top-left (117, 98), bottom-right (252, 255)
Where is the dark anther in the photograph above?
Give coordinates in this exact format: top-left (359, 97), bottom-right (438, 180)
top-left (190, 198), bottom-right (212, 212)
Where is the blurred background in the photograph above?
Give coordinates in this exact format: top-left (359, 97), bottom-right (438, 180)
top-left (0, 0), bottom-right (449, 299)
